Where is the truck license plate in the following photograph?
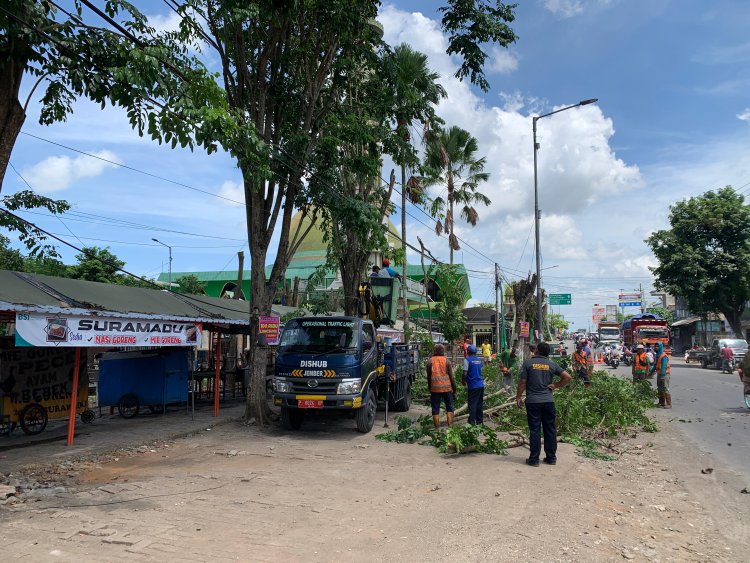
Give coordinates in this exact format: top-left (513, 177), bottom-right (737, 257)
top-left (298, 400), bottom-right (324, 409)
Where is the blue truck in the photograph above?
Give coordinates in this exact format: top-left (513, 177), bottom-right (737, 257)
top-left (272, 316), bottom-right (420, 433)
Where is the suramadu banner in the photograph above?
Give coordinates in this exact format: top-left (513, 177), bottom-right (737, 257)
top-left (15, 313), bottom-right (202, 348)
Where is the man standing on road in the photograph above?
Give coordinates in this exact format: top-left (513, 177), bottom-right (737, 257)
top-left (572, 343), bottom-right (591, 387)
top-left (582, 339), bottom-right (594, 380)
top-left (463, 345), bottom-right (485, 424)
top-left (632, 344), bottom-right (649, 383)
top-left (481, 340), bottom-right (492, 362)
top-left (516, 341), bottom-right (572, 467)
top-left (651, 342), bottom-right (671, 408)
top-left (426, 344), bottom-right (457, 428)
top-left (737, 353), bottom-right (750, 402)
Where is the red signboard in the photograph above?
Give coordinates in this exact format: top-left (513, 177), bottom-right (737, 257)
top-left (519, 321), bottom-right (530, 338)
top-left (259, 316), bottom-right (280, 345)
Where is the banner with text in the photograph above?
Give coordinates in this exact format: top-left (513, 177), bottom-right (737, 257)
top-left (15, 313), bottom-right (202, 348)
top-left (259, 316), bottom-right (280, 345)
top-left (519, 321), bottom-right (530, 338)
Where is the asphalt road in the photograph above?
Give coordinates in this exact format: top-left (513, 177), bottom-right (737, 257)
top-left (594, 350), bottom-right (750, 477)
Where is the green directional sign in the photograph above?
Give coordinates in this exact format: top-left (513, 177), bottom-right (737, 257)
top-left (549, 293), bottom-right (572, 305)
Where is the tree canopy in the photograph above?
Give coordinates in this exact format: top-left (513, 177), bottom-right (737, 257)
top-left (646, 186), bottom-right (750, 337)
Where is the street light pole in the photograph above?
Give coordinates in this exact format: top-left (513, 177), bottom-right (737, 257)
top-left (152, 238), bottom-right (172, 291)
top-left (532, 98), bottom-right (598, 343)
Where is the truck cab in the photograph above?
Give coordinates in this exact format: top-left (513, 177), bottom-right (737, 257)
top-left (272, 316), bottom-right (418, 433)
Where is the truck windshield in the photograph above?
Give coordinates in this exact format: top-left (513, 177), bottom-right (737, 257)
top-left (600, 328), bottom-right (619, 338)
top-left (279, 320), bottom-right (359, 354)
top-left (719, 339), bottom-right (748, 350)
top-left (637, 327), bottom-right (669, 339)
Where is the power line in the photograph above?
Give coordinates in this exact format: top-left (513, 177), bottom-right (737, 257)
top-left (0, 207), bottom-right (254, 316)
top-left (19, 132), bottom-right (245, 206)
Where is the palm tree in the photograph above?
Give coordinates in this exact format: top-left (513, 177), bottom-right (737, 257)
top-left (422, 126), bottom-right (491, 264)
top-left (385, 44), bottom-right (446, 338)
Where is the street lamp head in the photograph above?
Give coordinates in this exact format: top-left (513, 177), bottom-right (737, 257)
top-left (151, 238), bottom-right (159, 243)
top-left (579, 98), bottom-right (598, 106)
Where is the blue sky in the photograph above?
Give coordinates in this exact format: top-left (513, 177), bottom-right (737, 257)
top-left (5, 0), bottom-right (750, 330)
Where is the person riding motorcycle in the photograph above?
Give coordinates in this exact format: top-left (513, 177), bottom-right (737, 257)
top-left (721, 343), bottom-right (735, 372)
top-left (632, 344), bottom-right (649, 383)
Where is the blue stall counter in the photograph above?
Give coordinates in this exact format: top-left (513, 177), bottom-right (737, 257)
top-left (99, 349), bottom-right (191, 418)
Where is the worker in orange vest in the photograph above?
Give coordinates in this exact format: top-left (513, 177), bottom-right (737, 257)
top-left (651, 342), bottom-right (671, 408)
top-left (632, 344), bottom-right (649, 383)
top-left (426, 343), bottom-right (458, 428)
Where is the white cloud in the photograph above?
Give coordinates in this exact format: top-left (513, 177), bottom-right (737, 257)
top-left (738, 108), bottom-right (750, 122)
top-left (544, 0), bottom-right (584, 18)
top-left (21, 150), bottom-right (120, 193)
top-left (216, 180), bottom-right (245, 206)
top-left (487, 47), bottom-right (519, 74)
top-left (542, 0), bottom-right (617, 18)
top-left (146, 12), bottom-right (183, 33)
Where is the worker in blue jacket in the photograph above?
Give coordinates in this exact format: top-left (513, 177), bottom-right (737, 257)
top-left (650, 342), bottom-right (671, 408)
top-left (462, 344), bottom-right (485, 424)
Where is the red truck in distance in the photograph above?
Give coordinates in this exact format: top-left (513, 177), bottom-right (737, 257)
top-left (622, 314), bottom-right (671, 355)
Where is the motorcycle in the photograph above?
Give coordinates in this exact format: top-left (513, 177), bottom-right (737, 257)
top-left (622, 349), bottom-right (632, 367)
top-left (721, 357), bottom-right (736, 374)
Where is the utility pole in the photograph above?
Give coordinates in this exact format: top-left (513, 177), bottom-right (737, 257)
top-left (495, 263), bottom-right (501, 353)
top-left (401, 164), bottom-right (409, 342)
top-left (640, 283), bottom-right (645, 314)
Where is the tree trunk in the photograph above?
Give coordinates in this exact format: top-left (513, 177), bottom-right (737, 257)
top-left (0, 58), bottom-right (26, 192)
top-left (722, 307), bottom-right (744, 338)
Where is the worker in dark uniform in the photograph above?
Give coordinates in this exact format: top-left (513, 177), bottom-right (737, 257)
top-left (516, 341), bottom-right (572, 467)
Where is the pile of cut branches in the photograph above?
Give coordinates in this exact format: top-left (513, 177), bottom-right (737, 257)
top-left (381, 371), bottom-right (658, 460)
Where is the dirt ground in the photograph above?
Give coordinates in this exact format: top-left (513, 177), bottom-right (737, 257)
top-left (1, 406), bottom-right (748, 562)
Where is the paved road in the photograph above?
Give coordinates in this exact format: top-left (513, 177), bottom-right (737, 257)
top-left (594, 350), bottom-right (750, 477)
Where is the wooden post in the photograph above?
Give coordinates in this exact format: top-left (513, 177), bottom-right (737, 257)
top-left (235, 251), bottom-right (244, 299)
top-left (66, 348), bottom-right (81, 446)
top-left (214, 331), bottom-right (221, 417)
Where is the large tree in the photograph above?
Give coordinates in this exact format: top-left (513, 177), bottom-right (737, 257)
top-left (172, 0), bottom-right (383, 424)
top-left (646, 186), bottom-right (750, 337)
top-left (315, 41), bottom-right (446, 317)
top-left (0, 1), bottom-right (219, 252)
top-left (422, 126), bottom-right (491, 264)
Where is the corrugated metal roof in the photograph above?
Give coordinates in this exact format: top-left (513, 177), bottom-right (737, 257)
top-left (0, 270), bottom-right (257, 326)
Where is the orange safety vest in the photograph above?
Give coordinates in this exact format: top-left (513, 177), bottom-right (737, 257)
top-left (573, 351), bottom-right (587, 368)
top-left (429, 356), bottom-right (452, 393)
top-left (634, 353), bottom-right (649, 371)
top-left (656, 353), bottom-right (671, 375)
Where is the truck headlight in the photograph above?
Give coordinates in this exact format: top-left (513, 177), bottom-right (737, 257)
top-left (337, 379), bottom-right (361, 395)
top-left (273, 379), bottom-right (292, 393)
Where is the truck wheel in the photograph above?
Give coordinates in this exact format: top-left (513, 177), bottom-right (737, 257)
top-left (280, 407), bottom-right (303, 430)
top-left (701, 358), bottom-right (708, 369)
top-left (80, 409), bottom-right (96, 424)
top-left (356, 389), bottom-right (377, 433)
top-left (118, 394), bottom-right (140, 419)
top-left (394, 380), bottom-right (412, 412)
top-left (19, 403), bottom-right (48, 435)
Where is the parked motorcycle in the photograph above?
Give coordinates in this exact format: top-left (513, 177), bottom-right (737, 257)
top-left (722, 358), bottom-right (736, 374)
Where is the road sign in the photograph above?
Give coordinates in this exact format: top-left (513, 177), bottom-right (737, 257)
top-left (549, 293), bottom-right (572, 305)
top-left (618, 293), bottom-right (641, 301)
top-left (619, 301), bottom-right (641, 308)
